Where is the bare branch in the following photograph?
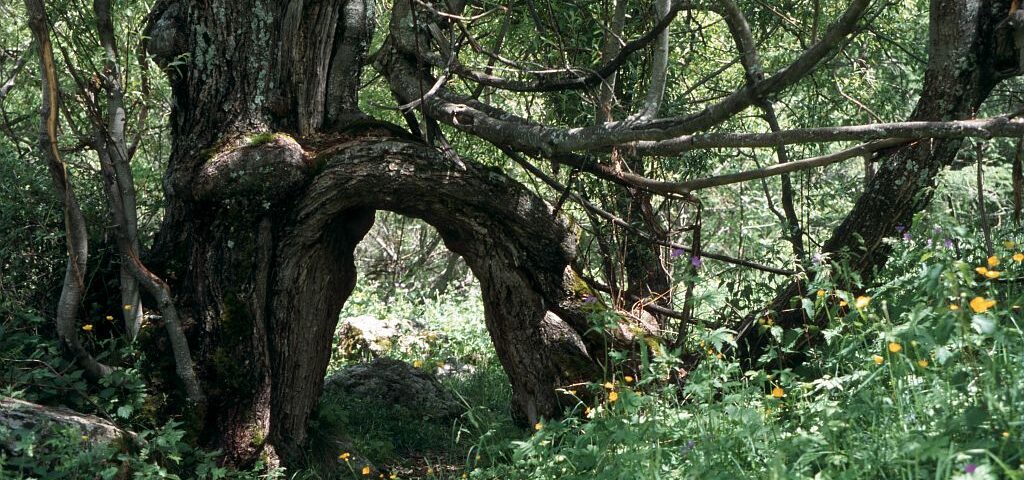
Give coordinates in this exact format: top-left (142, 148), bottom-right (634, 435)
top-left (718, 0), bottom-right (805, 261)
top-left (503, 146), bottom-right (795, 276)
top-left (676, 138), bottom-right (906, 193)
top-left (401, 0), bottom-right (686, 93)
top-left (0, 44), bottom-right (31, 101)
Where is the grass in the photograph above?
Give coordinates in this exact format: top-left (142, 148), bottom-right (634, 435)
top-left (314, 222), bottom-right (1024, 479)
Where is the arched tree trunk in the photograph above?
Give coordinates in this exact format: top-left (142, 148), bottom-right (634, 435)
top-left (735, 0), bottom-right (1018, 365)
top-left (144, 0), bottom-right (598, 468)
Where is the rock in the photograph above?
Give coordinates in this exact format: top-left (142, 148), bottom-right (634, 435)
top-left (335, 315), bottom-right (398, 360)
top-left (323, 358), bottom-right (463, 420)
top-left (434, 357), bottom-right (477, 380)
top-left (0, 396), bottom-right (136, 455)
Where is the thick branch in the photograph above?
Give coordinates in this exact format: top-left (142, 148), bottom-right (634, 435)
top-left (635, 115), bottom-right (1024, 153)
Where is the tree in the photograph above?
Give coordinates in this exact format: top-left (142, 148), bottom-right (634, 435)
top-left (16, 0), bottom-right (1024, 472)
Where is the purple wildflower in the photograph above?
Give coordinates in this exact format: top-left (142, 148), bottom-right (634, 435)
top-left (895, 225), bottom-right (906, 233)
top-left (691, 256), bottom-right (703, 268)
top-left (680, 439), bottom-right (696, 456)
top-left (926, 239), bottom-right (933, 248)
top-left (903, 233), bottom-right (912, 241)
top-left (812, 252), bottom-right (824, 265)
top-left (670, 247), bottom-right (685, 259)
top-left (944, 238), bottom-right (954, 249)
top-left (933, 225), bottom-right (942, 235)
top-left (583, 295), bottom-right (597, 305)
top-left (964, 464), bottom-right (977, 474)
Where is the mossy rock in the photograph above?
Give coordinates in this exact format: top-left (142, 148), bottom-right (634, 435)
top-left (322, 358), bottom-right (463, 421)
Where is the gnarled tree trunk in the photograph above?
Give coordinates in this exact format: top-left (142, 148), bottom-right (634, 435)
top-left (144, 0), bottom-right (598, 469)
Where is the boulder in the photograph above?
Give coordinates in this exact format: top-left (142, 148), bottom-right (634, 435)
top-left (323, 358), bottom-right (463, 420)
top-left (0, 396), bottom-right (136, 455)
top-left (335, 315), bottom-right (398, 360)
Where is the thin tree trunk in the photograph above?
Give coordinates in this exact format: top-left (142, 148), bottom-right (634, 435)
top-left (977, 141), bottom-right (994, 256)
top-left (24, 0), bottom-right (112, 380)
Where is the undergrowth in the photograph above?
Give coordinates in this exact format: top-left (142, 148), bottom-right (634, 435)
top-left (5, 171), bottom-right (1024, 478)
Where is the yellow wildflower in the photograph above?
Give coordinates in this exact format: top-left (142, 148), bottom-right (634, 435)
top-left (534, 422), bottom-right (542, 431)
top-left (608, 391), bottom-right (619, 402)
top-left (839, 300), bottom-right (848, 307)
top-left (976, 266), bottom-right (989, 275)
top-left (872, 355), bottom-right (884, 365)
top-left (123, 304), bottom-right (132, 310)
top-left (82, 324), bottom-right (93, 332)
top-left (989, 256), bottom-right (1001, 267)
top-left (888, 342), bottom-right (902, 353)
top-left (339, 452), bottom-right (351, 461)
top-left (1003, 431), bottom-right (1011, 439)
top-left (969, 296), bottom-right (996, 314)
top-left (771, 387), bottom-right (784, 398)
top-left (362, 466), bottom-right (371, 476)
top-left (917, 359), bottom-right (929, 368)
top-left (1014, 253), bottom-right (1024, 262)
top-left (949, 304), bottom-right (960, 311)
top-left (81, 435), bottom-right (88, 441)
top-left (105, 315), bottom-right (114, 321)
top-left (603, 381), bottom-right (614, 390)
top-left (412, 360), bottom-right (423, 368)
top-left (585, 406), bottom-right (593, 416)
top-left (816, 289), bottom-right (825, 297)
top-left (855, 296), bottom-right (871, 309)
top-left (986, 270), bottom-right (1001, 279)
top-left (624, 375), bottom-right (634, 383)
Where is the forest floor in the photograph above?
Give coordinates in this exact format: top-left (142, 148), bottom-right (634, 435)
top-left (5, 173), bottom-right (1024, 479)
top-left (320, 229), bottom-right (1024, 479)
